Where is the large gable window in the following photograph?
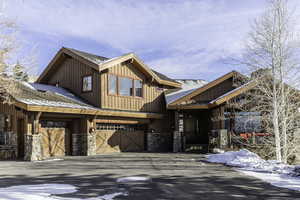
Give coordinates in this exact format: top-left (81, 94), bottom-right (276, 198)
top-left (82, 75), bottom-right (92, 92)
top-left (119, 77), bottom-right (133, 96)
top-left (108, 74), bottom-right (117, 95)
top-left (134, 80), bottom-right (143, 97)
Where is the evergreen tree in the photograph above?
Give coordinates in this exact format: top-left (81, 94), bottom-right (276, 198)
top-left (12, 62), bottom-right (29, 81)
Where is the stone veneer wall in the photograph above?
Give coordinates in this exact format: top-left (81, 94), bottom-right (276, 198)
top-left (72, 132), bottom-right (96, 156)
top-left (147, 132), bottom-right (172, 152)
top-left (86, 132), bottom-right (96, 156)
top-left (24, 134), bottom-right (42, 161)
top-left (173, 131), bottom-right (182, 153)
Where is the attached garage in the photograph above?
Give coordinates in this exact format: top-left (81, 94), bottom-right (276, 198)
top-left (95, 123), bottom-right (146, 154)
top-left (40, 121), bottom-right (71, 158)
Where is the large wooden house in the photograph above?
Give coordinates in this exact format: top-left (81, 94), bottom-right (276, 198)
top-left (0, 47), bottom-right (254, 160)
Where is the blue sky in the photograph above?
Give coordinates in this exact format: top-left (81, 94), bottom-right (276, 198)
top-left (2, 0), bottom-right (300, 81)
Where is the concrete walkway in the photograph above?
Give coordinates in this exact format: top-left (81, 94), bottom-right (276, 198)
top-left (0, 153), bottom-right (299, 199)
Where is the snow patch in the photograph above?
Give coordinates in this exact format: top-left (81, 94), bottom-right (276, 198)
top-left (117, 176), bottom-right (151, 183)
top-left (34, 158), bottom-right (63, 163)
top-left (206, 149), bottom-right (300, 191)
top-left (0, 184), bottom-right (127, 200)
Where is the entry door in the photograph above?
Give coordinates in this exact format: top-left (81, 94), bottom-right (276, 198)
top-left (17, 119), bottom-right (25, 159)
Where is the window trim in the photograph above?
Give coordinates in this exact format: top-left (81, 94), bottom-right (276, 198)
top-left (107, 73), bottom-right (144, 98)
top-left (82, 74), bottom-right (93, 93)
top-left (108, 74), bottom-right (118, 95)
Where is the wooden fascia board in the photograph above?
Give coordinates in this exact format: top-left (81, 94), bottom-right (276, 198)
top-left (212, 81), bottom-right (256, 106)
top-left (100, 53), bottom-right (181, 88)
top-left (37, 48), bottom-right (64, 82)
top-left (167, 104), bottom-right (210, 110)
top-left (14, 101), bottom-right (29, 110)
top-left (63, 48), bottom-right (99, 71)
top-left (17, 103), bottom-right (163, 119)
top-left (37, 48), bottom-right (99, 83)
top-left (169, 71), bottom-right (236, 106)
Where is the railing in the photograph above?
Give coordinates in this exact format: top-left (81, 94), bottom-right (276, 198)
top-left (0, 132), bottom-right (12, 145)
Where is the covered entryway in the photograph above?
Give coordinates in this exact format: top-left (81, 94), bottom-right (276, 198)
top-left (95, 123), bottom-right (145, 153)
top-left (183, 110), bottom-right (210, 153)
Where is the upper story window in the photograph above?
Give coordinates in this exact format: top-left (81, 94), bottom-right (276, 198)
top-left (119, 77), bottom-right (133, 96)
top-left (108, 74), bottom-right (117, 95)
top-left (82, 75), bottom-right (92, 92)
top-left (134, 80), bottom-right (143, 97)
top-left (108, 74), bottom-right (143, 98)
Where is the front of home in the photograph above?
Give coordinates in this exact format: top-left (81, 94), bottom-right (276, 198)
top-left (0, 47), bottom-right (255, 161)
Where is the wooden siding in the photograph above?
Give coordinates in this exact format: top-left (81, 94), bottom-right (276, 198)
top-left (95, 130), bottom-right (144, 153)
top-left (192, 78), bottom-right (234, 104)
top-left (46, 57), bottom-right (101, 107)
top-left (101, 62), bottom-right (165, 113)
top-left (40, 127), bottom-right (71, 158)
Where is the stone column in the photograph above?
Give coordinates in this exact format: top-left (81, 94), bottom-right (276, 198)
top-left (82, 117), bottom-right (96, 156)
top-left (173, 111), bottom-right (184, 152)
top-left (24, 134), bottom-right (42, 161)
top-left (86, 132), bottom-right (96, 156)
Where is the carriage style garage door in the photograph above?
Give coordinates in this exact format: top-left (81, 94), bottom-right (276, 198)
top-left (40, 121), bottom-right (71, 158)
top-left (95, 123), bottom-right (145, 153)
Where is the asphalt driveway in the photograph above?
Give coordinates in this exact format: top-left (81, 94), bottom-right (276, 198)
top-left (0, 153), bottom-right (300, 199)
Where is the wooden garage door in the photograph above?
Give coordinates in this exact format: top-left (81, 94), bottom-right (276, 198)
top-left (40, 128), bottom-right (71, 158)
top-left (95, 125), bottom-right (145, 154)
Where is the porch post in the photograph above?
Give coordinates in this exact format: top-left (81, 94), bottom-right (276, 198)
top-left (173, 111), bottom-right (184, 152)
top-left (83, 116), bottom-right (96, 156)
top-left (209, 106), bottom-right (228, 151)
top-left (24, 112), bottom-right (42, 161)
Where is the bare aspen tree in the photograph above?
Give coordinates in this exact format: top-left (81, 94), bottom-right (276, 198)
top-left (0, 2), bottom-right (37, 102)
top-left (234, 0), bottom-right (300, 163)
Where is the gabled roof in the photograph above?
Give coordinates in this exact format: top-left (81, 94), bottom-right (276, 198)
top-left (167, 80), bottom-right (255, 110)
top-left (37, 47), bottom-right (181, 88)
top-left (12, 81), bottom-right (163, 119)
top-left (165, 79), bottom-right (208, 104)
top-left (168, 71), bottom-right (242, 106)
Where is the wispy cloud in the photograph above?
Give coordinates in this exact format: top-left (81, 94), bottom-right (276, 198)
top-left (3, 0), bottom-right (299, 80)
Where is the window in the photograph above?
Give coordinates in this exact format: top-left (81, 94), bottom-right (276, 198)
top-left (41, 121), bottom-right (67, 128)
top-left (0, 114), bottom-right (11, 145)
top-left (82, 75), bottom-right (92, 92)
top-left (134, 80), bottom-right (143, 97)
top-left (119, 77), bottom-right (133, 96)
top-left (96, 123), bottom-right (145, 132)
top-left (108, 74), bottom-right (117, 95)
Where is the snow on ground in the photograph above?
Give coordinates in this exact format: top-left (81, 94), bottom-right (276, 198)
top-left (34, 158), bottom-right (64, 163)
top-left (117, 176), bottom-right (151, 183)
top-left (0, 184), bottom-right (127, 200)
top-left (206, 149), bottom-right (300, 191)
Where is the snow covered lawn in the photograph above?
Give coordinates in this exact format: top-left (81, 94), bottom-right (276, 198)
top-left (0, 184), bottom-right (127, 200)
top-left (206, 149), bottom-right (300, 191)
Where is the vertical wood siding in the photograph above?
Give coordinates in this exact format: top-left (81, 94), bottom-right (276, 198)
top-left (101, 63), bottom-right (165, 113)
top-left (192, 78), bottom-right (234, 103)
top-left (47, 58), bottom-right (101, 107)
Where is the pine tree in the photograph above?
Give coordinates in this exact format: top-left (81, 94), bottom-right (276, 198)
top-left (12, 62), bottom-right (29, 81)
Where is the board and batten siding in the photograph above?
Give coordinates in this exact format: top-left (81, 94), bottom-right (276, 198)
top-left (192, 78), bottom-right (234, 103)
top-left (46, 57), bottom-right (101, 107)
top-left (101, 63), bottom-right (165, 113)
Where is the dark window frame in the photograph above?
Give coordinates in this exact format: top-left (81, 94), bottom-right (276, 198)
top-left (82, 74), bottom-right (93, 93)
top-left (107, 73), bottom-right (144, 98)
